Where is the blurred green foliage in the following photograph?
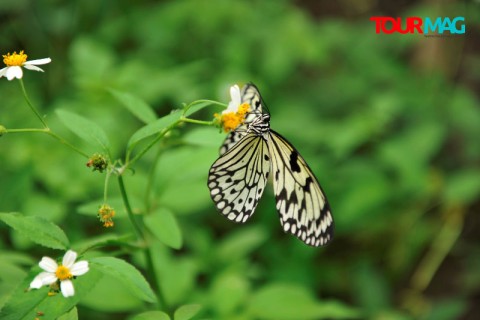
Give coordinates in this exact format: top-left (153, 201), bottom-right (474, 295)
top-left (1, 0), bottom-right (479, 319)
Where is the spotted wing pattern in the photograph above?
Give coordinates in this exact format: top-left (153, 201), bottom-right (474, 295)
top-left (208, 132), bottom-right (270, 223)
top-left (268, 130), bottom-right (334, 246)
top-left (209, 83), bottom-right (334, 247)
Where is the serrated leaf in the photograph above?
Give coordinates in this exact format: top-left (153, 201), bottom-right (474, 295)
top-left (0, 213), bottom-right (69, 250)
top-left (90, 257), bottom-right (156, 303)
top-left (55, 109), bottom-right (110, 152)
top-left (145, 208), bottom-right (182, 249)
top-left (127, 110), bottom-right (182, 150)
top-left (0, 266), bottom-right (101, 320)
top-left (131, 311), bottom-right (171, 320)
top-left (109, 88), bottom-right (157, 124)
top-left (174, 304), bottom-right (202, 320)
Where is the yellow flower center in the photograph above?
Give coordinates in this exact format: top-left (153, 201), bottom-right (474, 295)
top-left (218, 103), bottom-right (251, 132)
top-left (237, 103), bottom-right (250, 116)
top-left (3, 50), bottom-right (27, 67)
top-left (55, 265), bottom-right (72, 281)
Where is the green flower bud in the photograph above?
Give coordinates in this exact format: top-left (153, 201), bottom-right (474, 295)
top-left (86, 153), bottom-right (108, 173)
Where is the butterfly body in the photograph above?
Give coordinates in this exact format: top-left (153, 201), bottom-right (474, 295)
top-left (208, 84), bottom-right (334, 247)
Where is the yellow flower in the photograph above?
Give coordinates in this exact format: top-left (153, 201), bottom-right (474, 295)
top-left (215, 85), bottom-right (251, 132)
top-left (98, 204), bottom-right (115, 228)
top-left (0, 50), bottom-right (51, 81)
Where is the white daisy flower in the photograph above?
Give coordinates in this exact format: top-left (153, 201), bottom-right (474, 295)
top-left (0, 50), bottom-right (51, 81)
top-left (29, 250), bottom-right (89, 298)
top-left (214, 85), bottom-right (251, 132)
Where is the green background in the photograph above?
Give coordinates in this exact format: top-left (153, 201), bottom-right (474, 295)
top-left (1, 1), bottom-right (479, 319)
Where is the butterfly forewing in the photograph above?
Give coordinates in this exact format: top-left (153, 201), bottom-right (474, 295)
top-left (209, 132), bottom-right (270, 223)
top-left (268, 130), bottom-right (334, 246)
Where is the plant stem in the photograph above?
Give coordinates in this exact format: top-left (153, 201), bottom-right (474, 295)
top-left (126, 116), bottom-right (216, 169)
top-left (47, 130), bottom-right (90, 158)
top-left (180, 117), bottom-right (215, 126)
top-left (19, 79), bottom-right (49, 128)
top-left (144, 145), bottom-right (164, 213)
top-left (103, 168), bottom-right (112, 204)
top-left (410, 206), bottom-right (464, 291)
top-left (117, 175), bottom-right (166, 308)
top-left (182, 99), bottom-right (227, 115)
top-left (5, 127), bottom-right (89, 158)
top-left (117, 175), bottom-right (143, 240)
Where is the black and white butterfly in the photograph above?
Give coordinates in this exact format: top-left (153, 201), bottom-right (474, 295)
top-left (208, 84), bottom-right (334, 247)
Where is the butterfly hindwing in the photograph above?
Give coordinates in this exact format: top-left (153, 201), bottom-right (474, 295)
top-left (267, 130), bottom-right (334, 247)
top-left (208, 132), bottom-right (270, 223)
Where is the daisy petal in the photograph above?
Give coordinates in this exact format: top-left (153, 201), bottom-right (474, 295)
top-left (6, 66), bottom-right (23, 80)
top-left (23, 64), bottom-right (45, 72)
top-left (0, 67), bottom-right (7, 78)
top-left (30, 272), bottom-right (57, 288)
top-left (30, 272), bottom-right (48, 289)
top-left (25, 58), bottom-right (51, 65)
top-left (39, 257), bottom-right (58, 272)
top-left (227, 85), bottom-right (241, 112)
top-left (230, 85), bottom-right (241, 105)
top-left (62, 250), bottom-right (77, 268)
top-left (70, 261), bottom-right (89, 276)
top-left (60, 279), bottom-right (75, 297)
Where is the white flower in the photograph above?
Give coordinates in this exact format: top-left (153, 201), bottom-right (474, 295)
top-left (0, 50), bottom-right (51, 81)
top-left (223, 84), bottom-right (242, 114)
top-left (214, 85), bottom-right (251, 132)
top-left (29, 250), bottom-right (89, 298)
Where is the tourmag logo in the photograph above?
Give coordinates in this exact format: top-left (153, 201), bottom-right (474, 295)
top-left (370, 16), bottom-right (466, 35)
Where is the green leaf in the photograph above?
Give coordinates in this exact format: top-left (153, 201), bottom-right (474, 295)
top-left (127, 110), bottom-right (182, 150)
top-left (109, 88), bottom-right (157, 124)
top-left (248, 283), bottom-right (361, 320)
top-left (145, 208), bottom-right (182, 249)
top-left (0, 213), bottom-right (69, 250)
top-left (72, 233), bottom-right (135, 255)
top-left (153, 249), bottom-right (196, 306)
top-left (184, 101), bottom-right (213, 116)
top-left (210, 272), bottom-right (249, 316)
top-left (57, 307), bottom-right (78, 320)
top-left (131, 311), bottom-right (171, 320)
top-left (174, 304), bottom-right (202, 320)
top-left (55, 109), bottom-right (110, 152)
top-left (79, 269), bottom-right (143, 312)
top-left (0, 265), bottom-right (101, 320)
top-left (90, 257), bottom-right (156, 303)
